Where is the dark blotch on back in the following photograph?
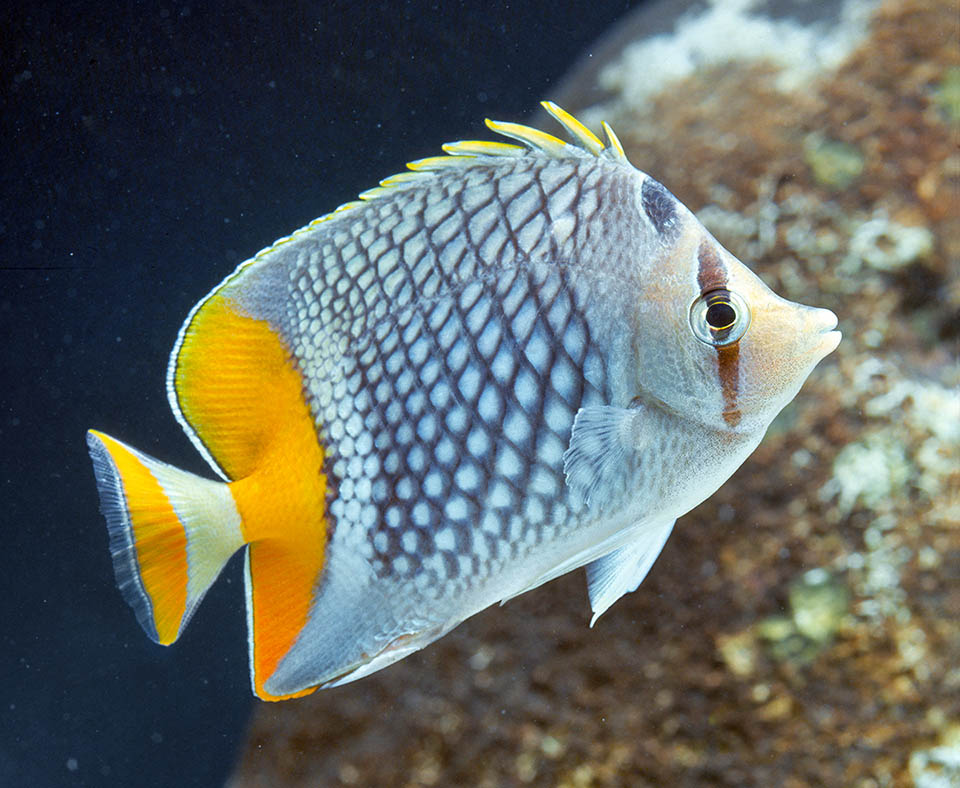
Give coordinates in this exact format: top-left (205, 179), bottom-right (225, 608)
top-left (641, 178), bottom-right (678, 237)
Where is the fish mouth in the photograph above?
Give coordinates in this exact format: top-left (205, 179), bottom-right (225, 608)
top-left (815, 309), bottom-right (841, 356)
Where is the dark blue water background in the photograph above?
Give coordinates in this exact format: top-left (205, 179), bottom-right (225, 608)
top-left (0, 1), bottom-right (643, 785)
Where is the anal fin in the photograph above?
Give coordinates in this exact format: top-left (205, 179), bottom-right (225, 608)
top-left (586, 519), bottom-right (675, 626)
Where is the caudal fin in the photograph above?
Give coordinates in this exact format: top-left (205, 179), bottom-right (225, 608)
top-left (86, 430), bottom-right (245, 645)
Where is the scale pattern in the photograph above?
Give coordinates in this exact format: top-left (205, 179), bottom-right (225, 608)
top-left (281, 156), bottom-right (615, 596)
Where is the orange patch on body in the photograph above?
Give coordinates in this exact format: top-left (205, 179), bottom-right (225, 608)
top-left (93, 431), bottom-right (188, 645)
top-left (176, 294), bottom-right (326, 700)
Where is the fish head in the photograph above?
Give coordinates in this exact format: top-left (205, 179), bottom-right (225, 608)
top-left (633, 219), bottom-right (840, 435)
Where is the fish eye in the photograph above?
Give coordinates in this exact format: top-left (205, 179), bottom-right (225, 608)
top-left (689, 289), bottom-right (751, 347)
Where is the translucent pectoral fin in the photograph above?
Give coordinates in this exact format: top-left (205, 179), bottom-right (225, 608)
top-left (562, 405), bottom-right (639, 509)
top-left (586, 519), bottom-right (675, 626)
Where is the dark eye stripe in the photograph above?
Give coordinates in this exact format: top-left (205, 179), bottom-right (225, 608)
top-left (696, 239), bottom-right (741, 427)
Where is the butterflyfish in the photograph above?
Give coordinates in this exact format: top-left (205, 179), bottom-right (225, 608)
top-left (87, 102), bottom-right (841, 700)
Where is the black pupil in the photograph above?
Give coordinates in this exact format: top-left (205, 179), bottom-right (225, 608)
top-left (706, 301), bottom-right (736, 329)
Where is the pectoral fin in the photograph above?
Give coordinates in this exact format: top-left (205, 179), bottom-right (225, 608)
top-left (562, 405), bottom-right (640, 509)
top-left (586, 519), bottom-right (675, 626)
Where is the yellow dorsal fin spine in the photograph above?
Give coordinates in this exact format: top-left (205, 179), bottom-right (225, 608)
top-left (483, 118), bottom-right (571, 156)
top-left (602, 121), bottom-right (627, 161)
top-left (440, 140), bottom-right (524, 157)
top-left (195, 103), bottom-right (627, 278)
top-left (540, 101), bottom-right (605, 154)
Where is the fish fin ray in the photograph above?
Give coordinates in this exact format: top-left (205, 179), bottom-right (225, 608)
top-left (86, 430), bottom-right (244, 645)
top-left (562, 405), bottom-right (639, 509)
top-left (540, 101), bottom-right (605, 154)
top-left (586, 519), bottom-right (676, 626)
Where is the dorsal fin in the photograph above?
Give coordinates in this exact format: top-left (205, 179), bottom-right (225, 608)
top-left (189, 103), bottom-right (626, 281)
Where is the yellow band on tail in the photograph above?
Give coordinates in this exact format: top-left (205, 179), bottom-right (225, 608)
top-left (86, 430), bottom-right (244, 645)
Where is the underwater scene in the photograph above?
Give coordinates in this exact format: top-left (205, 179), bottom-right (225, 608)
top-left (2, 0), bottom-right (956, 786)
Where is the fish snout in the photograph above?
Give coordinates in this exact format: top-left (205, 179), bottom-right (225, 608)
top-left (807, 306), bottom-right (841, 357)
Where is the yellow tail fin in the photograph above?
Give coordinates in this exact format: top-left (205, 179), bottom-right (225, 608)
top-left (86, 430), bottom-right (245, 645)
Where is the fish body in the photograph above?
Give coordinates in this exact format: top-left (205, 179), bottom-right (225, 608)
top-left (86, 103), bottom-right (840, 700)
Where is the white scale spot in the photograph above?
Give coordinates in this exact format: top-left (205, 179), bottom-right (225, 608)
top-left (564, 321), bottom-right (586, 358)
top-left (514, 369), bottom-right (539, 411)
top-left (517, 212), bottom-right (546, 253)
top-left (402, 530), bottom-right (419, 553)
top-left (525, 330), bottom-right (550, 373)
top-left (458, 366), bottom-right (482, 401)
top-left (396, 368), bottom-right (415, 397)
top-left (361, 503), bottom-right (378, 528)
top-left (354, 477), bottom-right (372, 502)
top-left (468, 203), bottom-right (499, 245)
top-left (550, 358), bottom-right (577, 402)
top-left (480, 511), bottom-right (500, 535)
top-left (501, 276), bottom-right (527, 317)
top-left (423, 471), bottom-right (444, 498)
top-left (356, 431), bottom-right (374, 456)
top-left (454, 462), bottom-right (480, 492)
top-left (537, 433), bottom-right (565, 467)
top-left (339, 434), bottom-right (355, 457)
top-left (412, 501), bottom-right (431, 527)
top-left (430, 382), bottom-right (451, 410)
top-left (431, 214), bottom-right (462, 248)
top-left (408, 445), bottom-right (427, 473)
top-left (401, 232), bottom-right (427, 265)
top-left (393, 555), bottom-right (411, 575)
top-left (489, 480), bottom-right (514, 509)
top-left (511, 299), bottom-right (536, 342)
top-left (495, 444), bottom-right (522, 479)
top-left (524, 496), bottom-right (545, 524)
top-left (447, 338), bottom-right (469, 371)
top-left (435, 437), bottom-right (456, 465)
top-left (374, 531), bottom-right (389, 552)
top-left (345, 412), bottom-right (363, 438)
top-left (396, 423), bottom-right (414, 445)
top-left (466, 427), bottom-right (490, 457)
top-left (459, 280), bottom-right (483, 313)
top-left (340, 477), bottom-right (355, 500)
top-left (404, 389), bottom-right (425, 416)
top-left (437, 312), bottom-right (459, 351)
top-left (503, 408), bottom-right (530, 443)
top-left (545, 397), bottom-right (571, 434)
top-left (372, 478), bottom-right (388, 502)
top-left (444, 496), bottom-right (469, 521)
top-left (385, 401), bottom-right (402, 425)
top-left (421, 358), bottom-right (441, 387)
top-left (377, 247), bottom-right (400, 278)
top-left (508, 514), bottom-right (525, 542)
top-left (491, 346), bottom-right (515, 383)
top-left (417, 413), bottom-right (437, 442)
top-left (329, 420), bottom-right (345, 441)
top-left (445, 406), bottom-right (468, 434)
top-left (477, 386), bottom-right (501, 422)
top-left (435, 527), bottom-right (456, 551)
top-left (384, 451), bottom-right (400, 474)
top-left (385, 506), bottom-right (402, 528)
top-left (530, 468), bottom-right (558, 498)
top-left (345, 499), bottom-right (362, 523)
top-left (396, 476), bottom-right (414, 500)
top-left (409, 337), bottom-right (430, 366)
top-left (477, 322), bottom-right (501, 359)
top-left (465, 299), bottom-right (491, 340)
